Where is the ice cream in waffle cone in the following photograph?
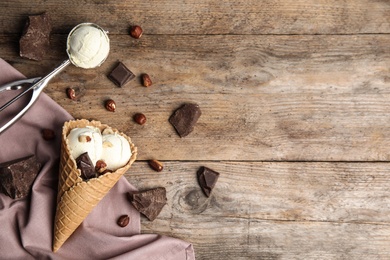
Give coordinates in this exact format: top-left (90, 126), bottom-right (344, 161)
top-left (53, 119), bottom-right (137, 252)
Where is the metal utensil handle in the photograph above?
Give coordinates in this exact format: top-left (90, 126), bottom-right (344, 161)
top-left (0, 59), bottom-right (71, 134)
top-left (0, 77), bottom-right (41, 93)
top-left (0, 82), bottom-right (43, 134)
top-left (0, 59), bottom-right (71, 112)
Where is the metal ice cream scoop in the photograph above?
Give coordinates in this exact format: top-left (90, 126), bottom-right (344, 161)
top-left (0, 23), bottom-right (109, 134)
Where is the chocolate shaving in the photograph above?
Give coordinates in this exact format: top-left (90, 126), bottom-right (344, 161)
top-left (0, 155), bottom-right (41, 199)
top-left (128, 187), bottom-right (167, 221)
top-left (197, 166), bottom-right (220, 197)
top-left (169, 103), bottom-right (201, 137)
top-left (19, 12), bottom-right (51, 61)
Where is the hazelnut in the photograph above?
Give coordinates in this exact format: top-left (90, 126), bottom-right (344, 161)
top-left (130, 25), bottom-right (143, 39)
top-left (134, 113), bottom-right (147, 125)
top-left (42, 129), bottom-right (55, 140)
top-left (117, 215), bottom-right (130, 227)
top-left (102, 128), bottom-right (114, 135)
top-left (105, 99), bottom-right (116, 112)
top-left (78, 135), bottom-right (91, 143)
top-left (66, 88), bottom-right (76, 100)
top-left (103, 141), bottom-right (114, 148)
top-left (95, 160), bottom-right (107, 174)
top-left (148, 159), bottom-right (163, 172)
top-left (142, 74), bottom-right (152, 87)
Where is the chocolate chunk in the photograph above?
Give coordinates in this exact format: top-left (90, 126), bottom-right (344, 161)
top-left (197, 166), bottom-right (220, 197)
top-left (108, 62), bottom-right (135, 87)
top-left (0, 155), bottom-right (41, 199)
top-left (76, 152), bottom-right (96, 180)
top-left (169, 103), bottom-right (201, 137)
top-left (128, 187), bottom-right (167, 221)
top-left (19, 12), bottom-right (51, 61)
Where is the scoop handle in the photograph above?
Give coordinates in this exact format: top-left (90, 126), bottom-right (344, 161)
top-left (0, 59), bottom-right (71, 134)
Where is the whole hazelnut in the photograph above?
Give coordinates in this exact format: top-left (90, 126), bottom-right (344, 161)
top-left (95, 160), bottom-right (107, 174)
top-left (42, 129), bottom-right (55, 140)
top-left (117, 215), bottom-right (130, 227)
top-left (142, 74), bottom-right (152, 87)
top-left (105, 99), bottom-right (116, 112)
top-left (148, 159), bottom-right (164, 172)
top-left (134, 113), bottom-right (147, 125)
top-left (130, 25), bottom-right (143, 39)
top-left (66, 88), bottom-right (76, 100)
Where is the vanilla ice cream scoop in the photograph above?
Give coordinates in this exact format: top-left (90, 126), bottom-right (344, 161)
top-left (67, 23), bottom-right (110, 69)
top-left (101, 133), bottom-right (132, 170)
top-left (67, 127), bottom-right (132, 172)
top-left (67, 126), bottom-right (103, 167)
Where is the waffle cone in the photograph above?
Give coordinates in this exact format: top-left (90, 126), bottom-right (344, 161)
top-left (53, 119), bottom-right (137, 252)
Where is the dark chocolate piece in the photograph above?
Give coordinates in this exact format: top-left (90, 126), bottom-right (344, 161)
top-left (128, 187), bottom-right (167, 221)
top-left (75, 152), bottom-right (96, 180)
top-left (169, 103), bottom-right (201, 137)
top-left (0, 155), bottom-right (41, 199)
top-left (197, 166), bottom-right (220, 197)
top-left (108, 62), bottom-right (135, 87)
top-left (19, 12), bottom-right (51, 61)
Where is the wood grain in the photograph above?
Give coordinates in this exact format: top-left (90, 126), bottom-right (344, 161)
top-left (1, 33), bottom-right (389, 161)
top-left (125, 161), bottom-right (390, 259)
top-left (0, 0), bottom-right (389, 35)
top-left (0, 1), bottom-right (389, 259)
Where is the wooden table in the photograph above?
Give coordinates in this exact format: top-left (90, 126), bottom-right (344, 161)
top-left (1, 1), bottom-right (390, 259)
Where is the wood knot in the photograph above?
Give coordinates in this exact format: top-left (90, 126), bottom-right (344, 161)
top-left (175, 188), bottom-right (209, 214)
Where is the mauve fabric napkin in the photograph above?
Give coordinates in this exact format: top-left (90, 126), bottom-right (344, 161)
top-left (0, 58), bottom-right (195, 259)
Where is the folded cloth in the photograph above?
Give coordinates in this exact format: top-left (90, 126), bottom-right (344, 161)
top-left (0, 58), bottom-right (195, 260)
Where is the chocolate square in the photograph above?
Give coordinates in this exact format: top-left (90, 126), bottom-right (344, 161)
top-left (169, 103), bottom-right (201, 137)
top-left (19, 12), bottom-right (51, 61)
top-left (128, 187), bottom-right (167, 221)
top-left (0, 155), bottom-right (41, 199)
top-left (197, 166), bottom-right (220, 197)
top-left (108, 62), bottom-right (135, 87)
top-left (76, 152), bottom-right (96, 180)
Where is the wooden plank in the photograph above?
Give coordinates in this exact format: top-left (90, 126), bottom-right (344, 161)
top-left (125, 161), bottom-right (390, 259)
top-left (0, 0), bottom-right (389, 35)
top-left (127, 161), bottom-right (390, 223)
top-left (1, 34), bottom-right (389, 161)
top-left (174, 221), bottom-right (390, 259)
